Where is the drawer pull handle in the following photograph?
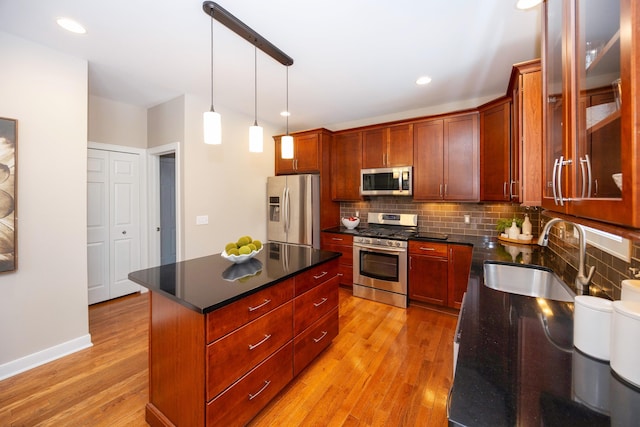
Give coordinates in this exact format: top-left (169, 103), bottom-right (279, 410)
top-left (420, 247), bottom-right (436, 251)
top-left (313, 331), bottom-right (328, 343)
top-left (248, 380), bottom-right (271, 401)
top-left (331, 237), bottom-right (343, 241)
top-left (248, 299), bottom-right (271, 312)
top-left (313, 271), bottom-right (328, 280)
top-left (248, 334), bottom-right (272, 350)
top-left (313, 297), bottom-right (328, 307)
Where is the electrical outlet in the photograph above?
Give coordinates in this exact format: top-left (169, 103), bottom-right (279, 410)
top-left (196, 215), bottom-right (209, 225)
top-left (464, 214), bottom-right (471, 224)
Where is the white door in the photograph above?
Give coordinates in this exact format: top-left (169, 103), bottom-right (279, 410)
top-left (87, 149), bottom-right (141, 304)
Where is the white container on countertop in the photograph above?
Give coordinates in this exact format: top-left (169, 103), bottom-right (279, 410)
top-left (573, 295), bottom-right (613, 361)
top-left (522, 214), bottom-right (532, 236)
top-left (508, 221), bottom-right (520, 240)
top-left (621, 279), bottom-right (640, 302)
top-left (611, 300), bottom-right (640, 388)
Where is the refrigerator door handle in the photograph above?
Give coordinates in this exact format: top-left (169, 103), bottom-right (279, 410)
top-left (283, 186), bottom-right (290, 233)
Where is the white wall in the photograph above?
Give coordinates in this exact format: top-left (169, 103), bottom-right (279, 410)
top-left (0, 32), bottom-right (91, 377)
top-left (148, 95), bottom-right (276, 261)
top-left (88, 95), bottom-right (147, 148)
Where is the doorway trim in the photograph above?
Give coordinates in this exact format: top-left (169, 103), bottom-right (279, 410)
top-left (147, 142), bottom-right (182, 266)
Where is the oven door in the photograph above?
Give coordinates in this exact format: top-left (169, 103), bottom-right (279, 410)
top-left (353, 242), bottom-right (407, 294)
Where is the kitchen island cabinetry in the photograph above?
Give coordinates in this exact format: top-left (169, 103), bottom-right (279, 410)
top-left (331, 131), bottom-right (362, 201)
top-left (320, 231), bottom-right (354, 287)
top-left (408, 241), bottom-right (472, 309)
top-left (128, 244), bottom-right (340, 427)
top-left (362, 123), bottom-right (413, 168)
top-left (413, 112), bottom-right (479, 201)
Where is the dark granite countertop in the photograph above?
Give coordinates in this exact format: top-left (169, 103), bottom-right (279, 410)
top-left (447, 235), bottom-right (640, 426)
top-left (128, 242), bottom-right (340, 314)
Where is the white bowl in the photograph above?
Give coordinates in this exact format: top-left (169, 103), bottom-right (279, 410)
top-left (221, 246), bottom-right (263, 264)
top-left (518, 233), bottom-right (533, 241)
top-left (342, 217), bottom-right (360, 229)
top-left (612, 173), bottom-right (622, 191)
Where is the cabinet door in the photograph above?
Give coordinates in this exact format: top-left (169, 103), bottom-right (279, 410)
top-left (274, 136), bottom-right (296, 175)
top-left (331, 131), bottom-right (362, 200)
top-left (409, 254), bottom-right (448, 306)
top-left (362, 128), bottom-right (387, 168)
top-left (444, 113), bottom-right (480, 201)
top-left (448, 245), bottom-right (472, 309)
top-left (388, 124), bottom-right (413, 166)
top-left (518, 70), bottom-right (543, 206)
top-left (294, 133), bottom-right (321, 173)
top-left (413, 119), bottom-right (444, 200)
top-left (480, 99), bottom-right (511, 201)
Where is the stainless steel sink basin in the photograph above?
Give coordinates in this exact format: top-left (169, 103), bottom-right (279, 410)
top-left (483, 262), bottom-right (575, 302)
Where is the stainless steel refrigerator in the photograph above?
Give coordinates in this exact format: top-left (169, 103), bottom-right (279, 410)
top-left (267, 174), bottom-right (320, 248)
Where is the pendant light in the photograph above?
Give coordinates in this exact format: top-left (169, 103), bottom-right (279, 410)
top-left (249, 46), bottom-right (263, 153)
top-left (203, 14), bottom-right (221, 145)
top-left (281, 65), bottom-right (294, 159)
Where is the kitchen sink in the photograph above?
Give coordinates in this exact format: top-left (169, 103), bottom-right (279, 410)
top-left (483, 262), bottom-right (575, 302)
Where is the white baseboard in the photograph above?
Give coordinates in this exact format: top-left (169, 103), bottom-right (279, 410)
top-left (0, 334), bottom-right (93, 381)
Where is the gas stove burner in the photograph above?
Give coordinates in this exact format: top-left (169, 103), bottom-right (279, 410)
top-left (354, 212), bottom-right (419, 242)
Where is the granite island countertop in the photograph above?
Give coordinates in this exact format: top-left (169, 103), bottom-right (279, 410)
top-left (128, 242), bottom-right (340, 314)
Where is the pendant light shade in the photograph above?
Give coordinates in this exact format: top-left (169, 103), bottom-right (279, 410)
top-left (281, 65), bottom-right (294, 159)
top-left (204, 14), bottom-right (221, 145)
top-left (249, 46), bottom-right (263, 153)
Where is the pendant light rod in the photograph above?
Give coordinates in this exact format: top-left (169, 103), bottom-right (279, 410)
top-left (202, 1), bottom-right (294, 66)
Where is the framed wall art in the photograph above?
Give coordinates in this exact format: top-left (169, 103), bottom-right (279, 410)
top-left (0, 117), bottom-right (16, 272)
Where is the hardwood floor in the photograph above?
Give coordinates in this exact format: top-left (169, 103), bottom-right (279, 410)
top-left (0, 288), bottom-right (456, 426)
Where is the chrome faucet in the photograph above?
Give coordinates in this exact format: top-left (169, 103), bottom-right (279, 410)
top-left (538, 218), bottom-right (596, 291)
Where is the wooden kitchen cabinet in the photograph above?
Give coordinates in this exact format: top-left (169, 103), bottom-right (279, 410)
top-left (480, 97), bottom-right (512, 201)
top-left (274, 130), bottom-right (320, 174)
top-left (362, 123), bottom-right (413, 168)
top-left (413, 112), bottom-right (480, 201)
top-left (408, 241), bottom-right (472, 309)
top-left (321, 231), bottom-right (353, 287)
top-left (331, 130), bottom-right (362, 201)
top-left (542, 0), bottom-right (640, 227)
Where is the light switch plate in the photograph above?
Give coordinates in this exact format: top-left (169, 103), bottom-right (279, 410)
top-left (196, 215), bottom-right (209, 225)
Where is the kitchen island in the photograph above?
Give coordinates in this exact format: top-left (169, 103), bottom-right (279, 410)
top-left (128, 242), bottom-right (341, 427)
top-left (447, 236), bottom-right (640, 426)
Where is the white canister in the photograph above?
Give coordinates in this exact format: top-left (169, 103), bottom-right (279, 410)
top-left (573, 295), bottom-right (613, 361)
top-left (621, 279), bottom-right (640, 302)
top-left (610, 300), bottom-right (640, 388)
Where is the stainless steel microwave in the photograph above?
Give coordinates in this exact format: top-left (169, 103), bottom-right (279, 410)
top-left (360, 166), bottom-right (412, 196)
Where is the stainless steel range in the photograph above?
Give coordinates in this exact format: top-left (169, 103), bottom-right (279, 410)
top-left (352, 212), bottom-right (418, 308)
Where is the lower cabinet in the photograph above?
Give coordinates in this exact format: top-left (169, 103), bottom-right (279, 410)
top-left (146, 259), bottom-right (340, 427)
top-left (408, 241), bottom-right (472, 309)
top-left (320, 232), bottom-right (353, 287)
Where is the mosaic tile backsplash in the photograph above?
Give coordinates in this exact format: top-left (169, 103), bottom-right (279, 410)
top-left (339, 198), bottom-right (640, 299)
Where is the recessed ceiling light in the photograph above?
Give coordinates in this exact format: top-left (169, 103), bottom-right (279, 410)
top-left (280, 111), bottom-right (291, 117)
top-left (56, 17), bottom-right (87, 34)
top-left (516, 0), bottom-right (542, 10)
top-left (416, 76), bottom-right (432, 86)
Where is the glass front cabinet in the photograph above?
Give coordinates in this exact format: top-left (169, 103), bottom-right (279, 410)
top-left (542, 0), bottom-right (639, 227)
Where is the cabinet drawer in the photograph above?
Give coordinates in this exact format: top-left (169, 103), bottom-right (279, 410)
top-left (294, 307), bottom-right (339, 376)
top-left (321, 232), bottom-right (353, 246)
top-left (206, 301), bottom-right (293, 400)
top-left (295, 260), bottom-right (339, 295)
top-left (408, 241), bottom-right (448, 257)
top-left (294, 275), bottom-right (339, 336)
top-left (206, 279), bottom-right (294, 343)
top-left (207, 341), bottom-right (293, 426)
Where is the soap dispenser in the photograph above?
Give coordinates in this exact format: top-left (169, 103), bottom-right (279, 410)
top-left (522, 214), bottom-right (532, 236)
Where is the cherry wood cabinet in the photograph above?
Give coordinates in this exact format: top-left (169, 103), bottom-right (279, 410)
top-left (480, 97), bottom-right (512, 201)
top-left (408, 241), bottom-right (472, 309)
top-left (145, 259), bottom-right (340, 427)
top-left (320, 232), bottom-right (353, 287)
top-left (413, 112), bottom-right (479, 201)
top-left (331, 131), bottom-right (362, 201)
top-left (542, 0), bottom-right (640, 227)
top-left (362, 124), bottom-right (413, 168)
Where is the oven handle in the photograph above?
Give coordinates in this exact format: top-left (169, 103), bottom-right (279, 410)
top-left (353, 243), bottom-right (406, 253)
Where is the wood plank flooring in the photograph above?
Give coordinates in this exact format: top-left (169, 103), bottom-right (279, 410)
top-left (0, 288), bottom-right (456, 426)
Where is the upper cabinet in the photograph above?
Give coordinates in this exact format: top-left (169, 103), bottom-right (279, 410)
top-left (542, 0), bottom-right (640, 227)
top-left (362, 124), bottom-right (413, 168)
top-left (331, 131), bottom-right (362, 201)
top-left (414, 112), bottom-right (479, 201)
top-left (274, 130), bottom-right (325, 175)
top-left (480, 97), bottom-right (512, 201)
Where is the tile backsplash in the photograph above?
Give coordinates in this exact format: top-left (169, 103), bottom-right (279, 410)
top-left (339, 198), bottom-right (640, 299)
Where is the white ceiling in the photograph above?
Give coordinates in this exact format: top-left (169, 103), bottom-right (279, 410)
top-left (0, 0), bottom-right (541, 131)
